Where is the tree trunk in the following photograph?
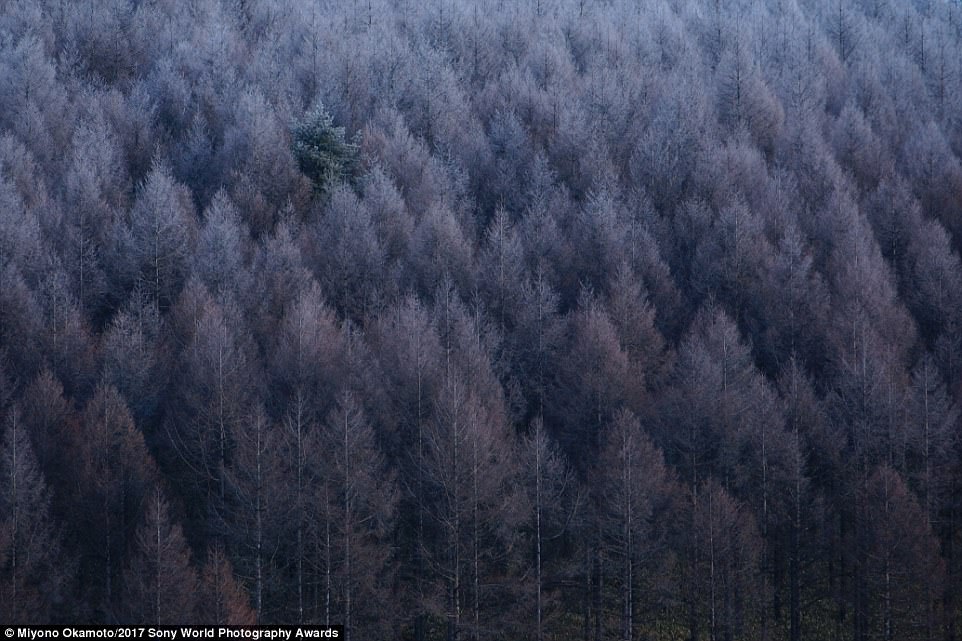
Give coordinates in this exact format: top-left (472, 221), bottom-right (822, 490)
top-left (536, 429), bottom-right (544, 641)
top-left (343, 408), bottom-right (353, 641)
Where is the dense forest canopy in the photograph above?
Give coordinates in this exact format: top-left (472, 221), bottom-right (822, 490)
top-left (2, 0), bottom-right (962, 639)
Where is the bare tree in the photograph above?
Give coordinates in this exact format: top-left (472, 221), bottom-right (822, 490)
top-left (0, 406), bottom-right (73, 623)
top-left (123, 487), bottom-right (199, 625)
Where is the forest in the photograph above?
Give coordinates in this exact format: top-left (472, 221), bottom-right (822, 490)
top-left (1, 0), bottom-right (962, 638)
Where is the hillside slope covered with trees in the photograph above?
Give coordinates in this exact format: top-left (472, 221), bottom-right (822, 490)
top-left (2, 0), bottom-right (962, 639)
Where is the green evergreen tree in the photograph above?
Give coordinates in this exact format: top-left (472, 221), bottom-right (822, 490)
top-left (291, 105), bottom-right (358, 195)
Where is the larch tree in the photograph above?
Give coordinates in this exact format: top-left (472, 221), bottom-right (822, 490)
top-left (605, 260), bottom-right (668, 396)
top-left (367, 295), bottom-right (443, 640)
top-left (165, 286), bottom-right (258, 541)
top-left (278, 390), bottom-right (323, 625)
top-left (478, 206), bottom-right (526, 334)
top-left (224, 88), bottom-right (311, 237)
top-left (903, 218), bottom-right (962, 346)
top-left (34, 269), bottom-right (98, 398)
top-left (905, 354), bottom-right (958, 529)
top-left (518, 417), bottom-right (578, 641)
top-left (550, 294), bottom-right (630, 464)
top-left (60, 113), bottom-right (128, 314)
top-left (320, 391), bottom-right (397, 641)
top-left (688, 480), bottom-right (762, 641)
top-left (243, 219), bottom-right (314, 343)
top-left (861, 466), bottom-right (944, 641)
top-left (101, 292), bottom-right (163, 428)
top-left (0, 406), bottom-right (73, 623)
top-left (192, 192), bottom-right (251, 301)
top-left (74, 385), bottom-right (159, 620)
top-left (755, 224), bottom-right (831, 377)
top-left (508, 266), bottom-right (564, 422)
top-left (309, 185), bottom-right (385, 321)
top-left (197, 544), bottom-right (257, 625)
top-left (423, 290), bottom-right (521, 641)
top-left (269, 281), bottom-right (346, 622)
top-left (222, 407), bottom-right (284, 623)
top-left (126, 161), bottom-right (195, 310)
top-left (18, 370), bottom-right (72, 493)
top-left (122, 487), bottom-right (199, 625)
top-left (716, 38), bottom-right (784, 154)
top-left (596, 409), bottom-right (673, 641)
top-left (776, 357), bottom-right (836, 641)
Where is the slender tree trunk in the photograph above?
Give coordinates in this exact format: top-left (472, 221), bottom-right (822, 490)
top-left (415, 332), bottom-right (426, 641)
top-left (594, 527), bottom-right (603, 641)
top-left (623, 447), bottom-right (633, 641)
top-left (536, 428), bottom-right (544, 641)
top-left (710, 490), bottom-right (717, 641)
top-left (761, 420), bottom-right (770, 641)
top-left (324, 486), bottom-right (331, 627)
top-left (724, 555), bottom-right (734, 641)
top-left (79, 213), bottom-right (86, 308)
top-left (155, 492), bottom-right (162, 626)
top-left (884, 560), bottom-right (892, 641)
top-left (790, 430), bottom-right (801, 641)
top-left (217, 347), bottom-right (224, 503)
top-left (344, 409), bottom-right (352, 641)
top-left (296, 398), bottom-right (305, 624)
top-left (255, 414), bottom-right (264, 621)
top-left (103, 414), bottom-right (113, 611)
top-left (473, 432), bottom-right (480, 641)
top-left (689, 485), bottom-right (700, 641)
top-left (154, 228), bottom-right (160, 307)
top-left (11, 416), bottom-right (18, 615)
top-left (447, 378), bottom-right (461, 641)
top-left (584, 544), bottom-right (591, 641)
